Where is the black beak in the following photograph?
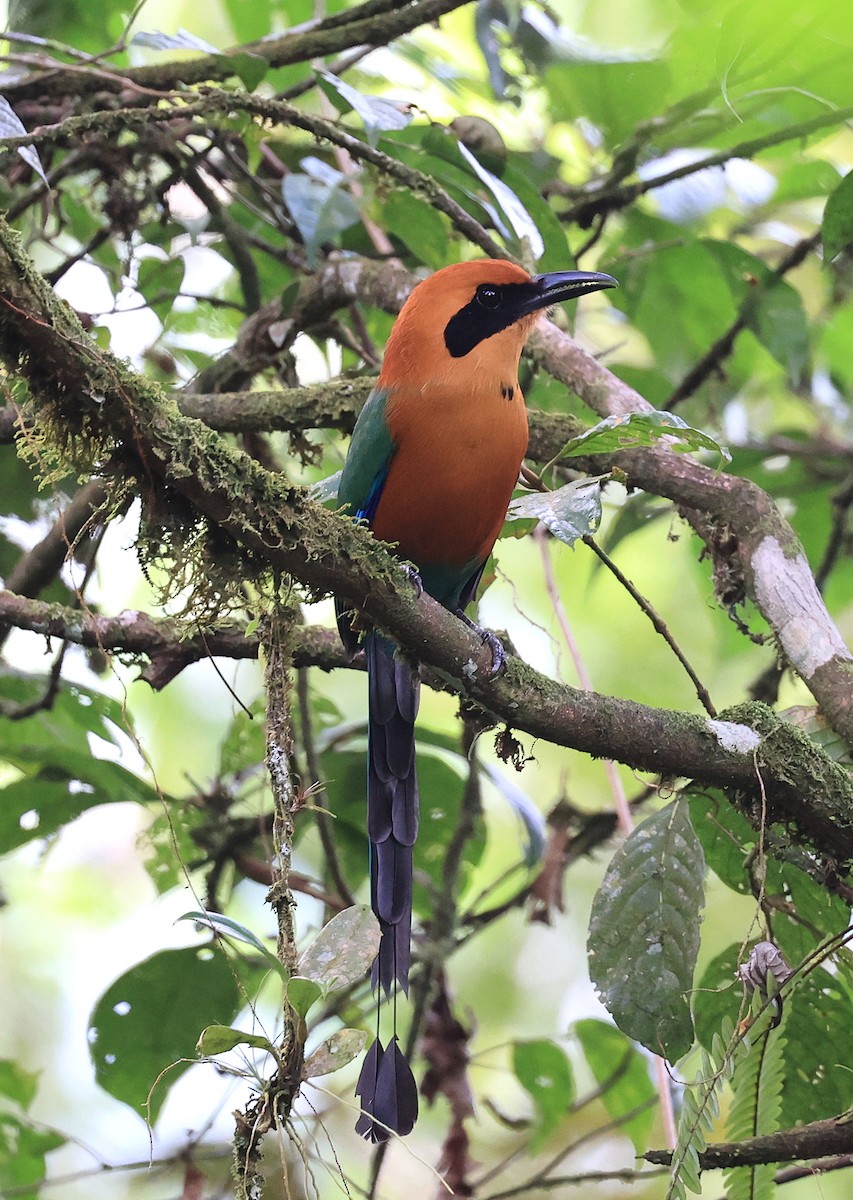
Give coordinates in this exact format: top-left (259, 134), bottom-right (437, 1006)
top-left (443, 269), bottom-right (618, 358)
top-left (526, 270), bottom-right (618, 313)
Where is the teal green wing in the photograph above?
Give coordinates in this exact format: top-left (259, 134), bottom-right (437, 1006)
top-left (338, 385), bottom-right (395, 523)
top-left (336, 385), bottom-right (396, 652)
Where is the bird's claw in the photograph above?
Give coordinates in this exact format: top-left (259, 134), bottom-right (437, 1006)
top-left (455, 610), bottom-right (507, 678)
top-left (402, 562), bottom-right (423, 597)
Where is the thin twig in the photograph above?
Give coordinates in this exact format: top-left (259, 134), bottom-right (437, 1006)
top-left (533, 524), bottom-right (635, 833)
top-left (815, 468), bottom-right (853, 593)
top-left (583, 535), bottom-right (717, 717)
top-left (665, 233), bottom-right (820, 410)
top-left (295, 665), bottom-right (356, 908)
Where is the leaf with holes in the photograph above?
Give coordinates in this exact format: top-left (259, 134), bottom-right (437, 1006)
top-left (89, 946), bottom-right (241, 1121)
top-left (588, 798), bottom-right (705, 1060)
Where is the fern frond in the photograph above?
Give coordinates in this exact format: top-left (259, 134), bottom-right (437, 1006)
top-left (667, 1029), bottom-right (747, 1200)
top-left (724, 1012), bottom-right (786, 1200)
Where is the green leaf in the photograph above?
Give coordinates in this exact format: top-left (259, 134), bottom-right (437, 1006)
top-left (136, 256), bottom-right (186, 322)
top-left (196, 1025), bottom-right (274, 1056)
top-left (0, 1060), bottom-right (39, 1108)
top-left (506, 478), bottom-right (605, 546)
top-left (587, 798), bottom-right (705, 1060)
top-left (574, 1019), bottom-right (656, 1153)
top-left (779, 705), bottom-right (853, 764)
top-left (418, 123), bottom-right (545, 257)
top-left (318, 71), bottom-right (412, 146)
top-left (744, 281), bottom-right (809, 385)
top-left (558, 411), bottom-right (729, 464)
top-left (498, 162), bottom-right (571, 271)
top-left (512, 1039), bottom-right (575, 1149)
top-left (227, 52), bottom-right (268, 91)
top-left (0, 670), bottom-right (132, 754)
top-left (178, 911), bottom-right (287, 980)
top-left (144, 802), bottom-right (206, 894)
top-left (304, 1029), bottom-right (368, 1078)
top-left (724, 1014), bottom-right (783, 1200)
top-left (544, 57), bottom-right (671, 146)
top-left (822, 169), bottom-right (853, 261)
top-left (282, 172), bottom-right (359, 266)
top-left (610, 239), bottom-right (737, 379)
top-left (285, 976), bottom-right (324, 1019)
top-left (381, 190), bottom-right (449, 268)
top-left (0, 759), bottom-right (160, 850)
top-left (456, 141), bottom-right (544, 259)
top-left (0, 1116), bottom-right (65, 1196)
top-left (778, 966), bottom-right (853, 1127)
top-left (689, 791), bottom-right (776, 898)
top-left (775, 160), bottom-right (841, 203)
top-left (695, 947), bottom-right (853, 1129)
top-left (298, 905), bottom-right (380, 992)
top-left (89, 945), bottom-right (241, 1121)
top-left (223, 0), bottom-right (274, 41)
top-left (218, 699), bottom-right (266, 777)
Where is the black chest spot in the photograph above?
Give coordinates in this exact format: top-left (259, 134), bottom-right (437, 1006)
top-left (500, 382), bottom-right (516, 402)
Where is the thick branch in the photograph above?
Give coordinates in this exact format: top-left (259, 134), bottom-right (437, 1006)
top-left (2, 0), bottom-right (475, 102)
top-left (645, 1113), bottom-right (853, 1170)
top-left (0, 589), bottom-right (352, 688)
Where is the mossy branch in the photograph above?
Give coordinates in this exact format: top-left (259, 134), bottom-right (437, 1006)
top-left (0, 89), bottom-right (504, 260)
top-left (2, 0), bottom-right (475, 102)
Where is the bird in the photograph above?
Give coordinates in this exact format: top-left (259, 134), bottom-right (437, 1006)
top-left (335, 258), bottom-right (617, 1141)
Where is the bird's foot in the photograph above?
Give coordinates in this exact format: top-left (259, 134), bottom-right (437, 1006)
top-left (454, 609), bottom-right (507, 677)
top-left (401, 562), bottom-right (423, 597)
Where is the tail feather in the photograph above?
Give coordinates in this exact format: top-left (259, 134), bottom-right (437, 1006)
top-left (356, 634), bottom-right (420, 1141)
top-left (371, 838), bottom-right (413, 927)
top-left (355, 1036), bottom-right (418, 1143)
top-left (365, 634), bottom-right (420, 991)
top-left (371, 905), bottom-right (411, 996)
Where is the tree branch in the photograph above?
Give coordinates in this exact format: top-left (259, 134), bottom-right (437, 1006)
top-left (562, 103), bottom-right (853, 227)
top-left (645, 1113), bottom-right (853, 1170)
top-left (2, 0), bottom-right (476, 102)
top-left (0, 589), bottom-right (354, 687)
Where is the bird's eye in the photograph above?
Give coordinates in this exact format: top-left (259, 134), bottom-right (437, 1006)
top-left (475, 284), bottom-right (502, 309)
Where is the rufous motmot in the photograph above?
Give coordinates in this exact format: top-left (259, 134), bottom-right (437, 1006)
top-left (335, 258), bottom-right (617, 1141)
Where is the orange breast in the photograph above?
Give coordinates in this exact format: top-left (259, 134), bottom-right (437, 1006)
top-left (371, 379), bottom-right (528, 569)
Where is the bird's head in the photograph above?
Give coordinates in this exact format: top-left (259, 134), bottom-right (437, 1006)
top-left (380, 259), bottom-right (617, 387)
